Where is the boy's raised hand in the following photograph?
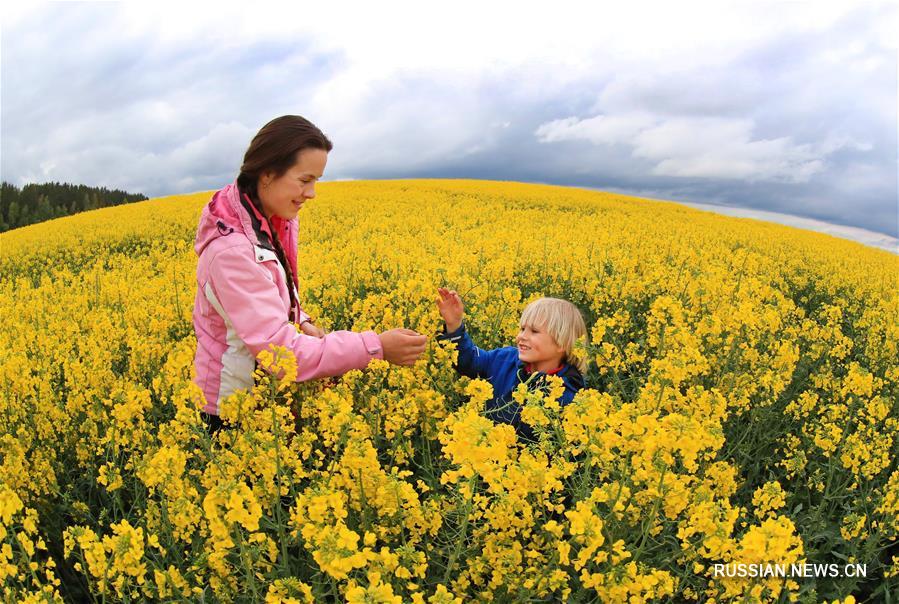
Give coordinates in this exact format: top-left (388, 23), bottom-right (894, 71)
top-left (436, 287), bottom-right (464, 333)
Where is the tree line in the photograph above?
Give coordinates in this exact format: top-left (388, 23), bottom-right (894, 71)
top-left (1, 181), bottom-right (148, 232)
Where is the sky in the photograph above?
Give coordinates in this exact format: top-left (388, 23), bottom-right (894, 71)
top-left (2, 1), bottom-right (897, 247)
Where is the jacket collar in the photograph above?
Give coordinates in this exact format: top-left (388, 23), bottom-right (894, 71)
top-left (194, 181), bottom-right (300, 287)
top-left (517, 360), bottom-right (585, 391)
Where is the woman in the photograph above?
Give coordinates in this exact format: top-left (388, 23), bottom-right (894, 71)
top-left (192, 115), bottom-right (427, 429)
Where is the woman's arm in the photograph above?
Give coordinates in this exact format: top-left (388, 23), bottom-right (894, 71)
top-left (207, 245), bottom-right (383, 379)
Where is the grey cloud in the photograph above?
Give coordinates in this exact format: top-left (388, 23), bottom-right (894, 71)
top-left (594, 70), bottom-right (765, 118)
top-left (530, 5), bottom-right (896, 236)
top-left (2, 4), bottom-right (344, 196)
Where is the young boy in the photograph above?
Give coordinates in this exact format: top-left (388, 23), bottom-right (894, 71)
top-left (436, 287), bottom-right (587, 442)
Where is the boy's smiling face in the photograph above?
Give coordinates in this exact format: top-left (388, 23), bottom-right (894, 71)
top-left (516, 321), bottom-right (566, 371)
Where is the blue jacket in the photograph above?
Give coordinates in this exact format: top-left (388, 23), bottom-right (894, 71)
top-left (437, 321), bottom-right (585, 442)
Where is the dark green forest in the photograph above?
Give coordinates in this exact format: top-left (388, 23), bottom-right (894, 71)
top-left (0, 181), bottom-right (148, 232)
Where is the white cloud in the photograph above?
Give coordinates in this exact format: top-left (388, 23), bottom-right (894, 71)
top-left (535, 114), bottom-right (655, 146)
top-left (635, 118), bottom-right (830, 183)
top-left (167, 122), bottom-right (255, 175)
top-left (1, 0), bottom-right (895, 237)
top-left (535, 114), bottom-right (865, 183)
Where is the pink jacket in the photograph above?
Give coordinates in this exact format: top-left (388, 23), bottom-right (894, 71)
top-left (192, 182), bottom-right (383, 415)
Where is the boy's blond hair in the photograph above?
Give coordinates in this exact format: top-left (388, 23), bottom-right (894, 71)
top-left (519, 297), bottom-right (588, 374)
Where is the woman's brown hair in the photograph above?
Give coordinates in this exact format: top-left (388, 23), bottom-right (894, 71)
top-left (236, 115), bottom-right (333, 322)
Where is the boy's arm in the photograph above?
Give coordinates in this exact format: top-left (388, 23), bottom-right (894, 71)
top-left (436, 321), bottom-right (500, 379)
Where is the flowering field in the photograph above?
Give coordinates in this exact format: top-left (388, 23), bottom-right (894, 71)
top-left (1, 179), bottom-right (897, 603)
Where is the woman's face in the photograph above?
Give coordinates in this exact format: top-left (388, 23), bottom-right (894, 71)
top-left (258, 148), bottom-right (328, 220)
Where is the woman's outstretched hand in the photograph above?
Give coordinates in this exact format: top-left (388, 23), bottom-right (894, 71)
top-left (436, 287), bottom-right (464, 333)
top-left (378, 328), bottom-right (427, 366)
